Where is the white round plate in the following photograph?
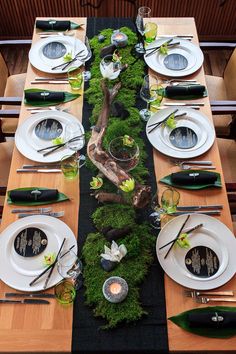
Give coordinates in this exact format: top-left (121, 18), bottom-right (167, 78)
top-left (146, 107), bottom-right (215, 159)
top-left (15, 110), bottom-right (85, 163)
top-left (29, 36), bottom-right (88, 74)
top-left (0, 215), bottom-right (77, 292)
top-left (156, 214), bottom-right (236, 290)
top-left (144, 38), bottom-right (204, 77)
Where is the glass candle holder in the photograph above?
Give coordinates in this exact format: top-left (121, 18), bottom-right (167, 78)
top-left (61, 154), bottom-right (79, 179)
top-left (108, 136), bottom-right (139, 171)
top-left (102, 276), bottom-right (128, 303)
top-left (100, 54), bottom-right (121, 80)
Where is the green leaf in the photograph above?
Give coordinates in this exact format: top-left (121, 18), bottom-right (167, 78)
top-left (169, 306), bottom-right (236, 338)
top-left (71, 22), bottom-right (84, 29)
top-left (24, 89), bottom-right (80, 107)
top-left (7, 187), bottom-right (69, 206)
top-left (160, 171), bottom-right (222, 190)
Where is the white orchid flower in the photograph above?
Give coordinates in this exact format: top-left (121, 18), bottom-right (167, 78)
top-left (101, 241), bottom-right (127, 263)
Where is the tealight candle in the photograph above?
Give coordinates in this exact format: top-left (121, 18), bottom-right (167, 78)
top-left (102, 276), bottom-right (128, 303)
top-left (111, 30), bottom-right (128, 48)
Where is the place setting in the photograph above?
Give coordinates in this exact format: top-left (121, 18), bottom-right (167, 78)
top-left (15, 110), bottom-right (85, 163)
top-left (29, 33), bottom-right (88, 74)
top-left (144, 37), bottom-right (204, 77)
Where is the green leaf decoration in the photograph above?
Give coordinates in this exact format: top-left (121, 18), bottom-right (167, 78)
top-left (164, 88), bottom-right (208, 100)
top-left (71, 22), bottom-right (84, 29)
top-left (169, 306), bottom-right (236, 338)
top-left (24, 89), bottom-right (80, 107)
top-left (160, 171), bottom-right (222, 190)
top-left (7, 187), bottom-right (69, 206)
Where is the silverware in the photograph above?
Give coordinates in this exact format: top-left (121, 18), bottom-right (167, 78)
top-left (17, 169), bottom-right (61, 173)
top-left (22, 164), bottom-right (61, 169)
top-left (184, 289), bottom-right (234, 298)
top-left (31, 80), bottom-right (69, 84)
top-left (29, 244), bottom-right (74, 287)
top-left (37, 134), bottom-right (84, 157)
top-left (173, 160), bottom-right (213, 166)
top-left (28, 108), bottom-right (70, 114)
top-left (34, 76), bottom-right (68, 81)
top-left (170, 211), bottom-right (221, 216)
top-left (0, 299), bottom-right (50, 304)
top-left (164, 214), bottom-right (190, 259)
top-left (162, 79), bottom-right (197, 84)
top-left (196, 297), bottom-right (236, 304)
top-left (147, 109), bottom-right (179, 134)
top-left (51, 50), bottom-right (85, 70)
top-left (157, 34), bottom-right (193, 38)
top-left (179, 164), bottom-right (216, 170)
top-left (18, 211), bottom-right (65, 218)
top-left (159, 223), bottom-right (203, 250)
top-left (145, 40), bottom-right (180, 58)
top-left (177, 205), bottom-right (223, 211)
top-left (157, 106), bottom-right (200, 110)
top-left (12, 207), bottom-right (52, 214)
top-left (163, 102), bottom-right (205, 106)
top-left (5, 292), bottom-right (55, 298)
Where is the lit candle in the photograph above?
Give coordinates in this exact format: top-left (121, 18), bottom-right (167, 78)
top-left (111, 30), bottom-right (128, 48)
top-left (102, 276), bottom-right (128, 303)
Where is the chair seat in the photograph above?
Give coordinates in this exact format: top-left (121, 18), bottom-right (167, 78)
top-left (217, 138), bottom-right (236, 183)
top-left (205, 75), bottom-right (232, 136)
top-left (0, 140), bottom-right (14, 187)
top-left (1, 72), bottom-right (26, 134)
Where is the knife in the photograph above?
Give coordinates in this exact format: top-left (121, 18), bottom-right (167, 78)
top-left (17, 169), bottom-right (61, 173)
top-left (34, 76), bottom-right (68, 80)
top-left (31, 81), bottom-right (69, 84)
top-left (164, 102), bottom-right (205, 106)
top-left (170, 210), bottom-right (221, 216)
top-left (145, 38), bottom-right (174, 57)
top-left (0, 299), bottom-right (50, 304)
top-left (12, 207), bottom-right (52, 213)
top-left (176, 205), bottom-right (223, 211)
top-left (22, 164), bottom-right (61, 169)
top-left (5, 292), bottom-right (55, 298)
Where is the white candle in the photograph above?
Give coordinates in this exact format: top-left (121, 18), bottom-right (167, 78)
top-left (102, 276), bottom-right (128, 303)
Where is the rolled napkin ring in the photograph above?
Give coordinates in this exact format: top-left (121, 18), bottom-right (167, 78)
top-left (211, 312), bottom-right (224, 323)
top-left (31, 189), bottom-right (42, 201)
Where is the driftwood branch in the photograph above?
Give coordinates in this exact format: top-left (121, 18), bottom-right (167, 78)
top-left (87, 80), bottom-right (151, 208)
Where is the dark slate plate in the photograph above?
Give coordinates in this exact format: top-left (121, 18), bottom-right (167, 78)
top-left (14, 227), bottom-right (48, 257)
top-left (34, 118), bottom-right (63, 140)
top-left (42, 41), bottom-right (67, 59)
top-left (164, 53), bottom-right (188, 70)
top-left (185, 246), bottom-right (220, 278)
top-left (169, 126), bottom-right (198, 149)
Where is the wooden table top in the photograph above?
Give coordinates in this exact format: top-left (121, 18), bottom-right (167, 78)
top-left (0, 17), bottom-right (235, 353)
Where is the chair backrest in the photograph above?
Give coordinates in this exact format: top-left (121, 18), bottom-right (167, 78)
top-left (224, 48), bottom-right (236, 100)
top-left (0, 54), bottom-right (8, 97)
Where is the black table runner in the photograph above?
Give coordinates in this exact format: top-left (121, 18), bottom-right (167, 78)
top-left (72, 18), bottom-right (168, 354)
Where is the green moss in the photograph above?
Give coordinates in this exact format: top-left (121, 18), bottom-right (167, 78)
top-left (82, 27), bottom-right (155, 329)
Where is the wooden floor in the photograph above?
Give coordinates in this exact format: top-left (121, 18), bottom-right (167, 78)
top-left (1, 46), bottom-right (233, 77)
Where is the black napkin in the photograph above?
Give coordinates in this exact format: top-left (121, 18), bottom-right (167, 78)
top-left (165, 85), bottom-right (206, 98)
top-left (36, 20), bottom-right (71, 31)
top-left (188, 311), bottom-right (236, 328)
top-left (9, 189), bottom-right (58, 202)
top-left (171, 171), bottom-right (217, 185)
top-left (25, 91), bottom-right (65, 102)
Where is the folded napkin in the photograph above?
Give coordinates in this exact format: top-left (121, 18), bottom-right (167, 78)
top-left (171, 171), bottom-right (217, 185)
top-left (165, 85), bottom-right (206, 99)
top-left (9, 189), bottom-right (58, 202)
top-left (36, 20), bottom-right (71, 31)
top-left (25, 91), bottom-right (65, 102)
top-left (169, 307), bottom-right (236, 338)
top-left (188, 311), bottom-right (236, 328)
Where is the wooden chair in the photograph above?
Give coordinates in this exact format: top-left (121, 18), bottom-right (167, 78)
top-left (0, 40), bottom-right (31, 139)
top-left (200, 42), bottom-right (236, 137)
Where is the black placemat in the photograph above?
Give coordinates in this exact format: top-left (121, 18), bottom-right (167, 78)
top-left (72, 18), bottom-right (168, 354)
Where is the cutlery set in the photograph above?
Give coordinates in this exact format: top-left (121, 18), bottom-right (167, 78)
top-left (145, 38), bottom-right (180, 57)
top-left (11, 208), bottom-right (64, 219)
top-left (184, 289), bottom-right (236, 304)
top-left (0, 292), bottom-right (55, 305)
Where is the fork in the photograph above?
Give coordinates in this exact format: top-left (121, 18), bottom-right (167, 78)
top-left (196, 297), bottom-right (236, 304)
top-left (39, 30), bottom-right (75, 38)
top-left (172, 160), bottom-right (213, 166)
top-left (27, 106), bottom-right (70, 114)
top-left (161, 79), bottom-right (198, 85)
top-left (18, 211), bottom-right (65, 218)
top-left (179, 164), bottom-right (216, 170)
top-left (184, 289), bottom-right (234, 297)
top-left (12, 207), bottom-right (52, 214)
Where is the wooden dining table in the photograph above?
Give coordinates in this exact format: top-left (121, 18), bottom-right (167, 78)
top-left (0, 16), bottom-right (235, 353)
